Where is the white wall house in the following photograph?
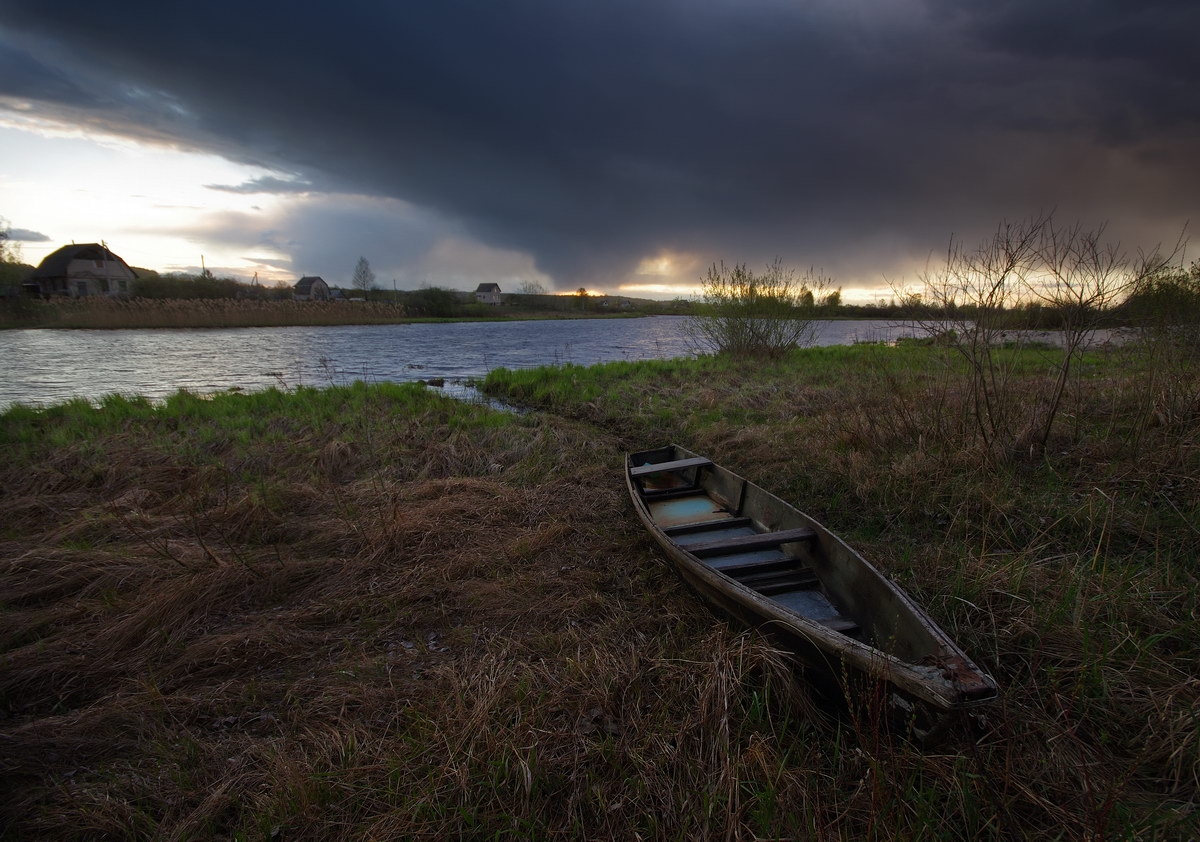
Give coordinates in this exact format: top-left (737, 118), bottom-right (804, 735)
top-left (474, 282), bottom-right (502, 305)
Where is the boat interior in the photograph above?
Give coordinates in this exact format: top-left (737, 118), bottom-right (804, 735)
top-left (629, 446), bottom-right (865, 640)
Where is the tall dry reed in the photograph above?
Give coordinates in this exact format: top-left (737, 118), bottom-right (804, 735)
top-left (1, 297), bottom-right (411, 329)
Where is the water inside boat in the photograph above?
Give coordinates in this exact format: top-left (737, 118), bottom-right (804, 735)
top-left (633, 455), bottom-right (861, 637)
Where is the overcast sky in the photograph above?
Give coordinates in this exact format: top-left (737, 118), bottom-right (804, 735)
top-left (1, 0), bottom-right (1197, 299)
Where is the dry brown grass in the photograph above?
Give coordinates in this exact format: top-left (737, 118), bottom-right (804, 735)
top-left (3, 367), bottom-right (1197, 839)
top-left (482, 345), bottom-right (1200, 839)
top-left (0, 387), bottom-right (828, 839)
top-left (1, 297), bottom-right (412, 329)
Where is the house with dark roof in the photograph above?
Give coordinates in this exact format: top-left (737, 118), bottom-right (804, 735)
top-left (474, 282), bottom-right (502, 305)
top-left (293, 276), bottom-right (330, 301)
top-left (26, 243), bottom-right (137, 298)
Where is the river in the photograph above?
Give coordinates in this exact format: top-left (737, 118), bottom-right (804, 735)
top-left (0, 317), bottom-right (920, 409)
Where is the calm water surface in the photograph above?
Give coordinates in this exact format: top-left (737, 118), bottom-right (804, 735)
top-left (0, 317), bottom-right (914, 409)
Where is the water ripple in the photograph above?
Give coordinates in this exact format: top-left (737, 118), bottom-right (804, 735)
top-left (0, 317), bottom-right (918, 409)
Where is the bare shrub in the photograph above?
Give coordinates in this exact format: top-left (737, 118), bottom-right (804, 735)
top-left (911, 214), bottom-right (1179, 459)
top-left (911, 214), bottom-right (1048, 458)
top-left (1030, 219), bottom-right (1177, 448)
top-left (684, 259), bottom-right (830, 359)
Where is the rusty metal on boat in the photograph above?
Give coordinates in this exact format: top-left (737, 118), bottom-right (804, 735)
top-left (627, 445), bottom-right (998, 725)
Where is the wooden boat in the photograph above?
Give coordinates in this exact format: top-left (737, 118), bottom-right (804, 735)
top-left (627, 445), bottom-right (998, 725)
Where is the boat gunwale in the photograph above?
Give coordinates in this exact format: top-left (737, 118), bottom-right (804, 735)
top-left (626, 444), bottom-right (999, 712)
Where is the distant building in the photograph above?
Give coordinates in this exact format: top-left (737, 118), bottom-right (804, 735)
top-left (26, 243), bottom-right (137, 298)
top-left (294, 276), bottom-right (330, 301)
top-left (474, 282), bottom-right (502, 305)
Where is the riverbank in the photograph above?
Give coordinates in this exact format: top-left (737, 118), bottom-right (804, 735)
top-left (0, 316), bottom-right (705, 410)
top-left (0, 296), bottom-right (655, 330)
top-left (2, 344), bottom-right (1196, 839)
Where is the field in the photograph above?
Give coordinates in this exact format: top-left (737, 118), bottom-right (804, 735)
top-left (1, 341), bottom-right (1197, 839)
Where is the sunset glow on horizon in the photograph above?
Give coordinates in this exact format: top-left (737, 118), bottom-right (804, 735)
top-left (1, 116), bottom-right (297, 280)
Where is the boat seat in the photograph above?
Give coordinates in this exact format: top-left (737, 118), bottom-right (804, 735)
top-left (630, 456), bottom-right (712, 477)
top-left (687, 527), bottom-right (817, 558)
top-left (738, 568), bottom-right (820, 595)
top-left (642, 487), bottom-right (711, 501)
top-left (711, 556), bottom-right (794, 576)
top-left (663, 517), bottom-right (753, 536)
top-left (817, 616), bottom-right (861, 636)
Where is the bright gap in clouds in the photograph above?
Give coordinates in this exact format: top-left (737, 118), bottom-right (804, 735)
top-left (620, 251), bottom-right (706, 298)
top-left (618, 282), bottom-right (702, 298)
top-left (0, 113), bottom-right (294, 277)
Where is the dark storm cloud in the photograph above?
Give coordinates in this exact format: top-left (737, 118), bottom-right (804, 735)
top-left (0, 37), bottom-right (94, 104)
top-left (0, 0), bottom-right (1196, 290)
top-left (5, 227), bottom-right (49, 242)
top-left (946, 0), bottom-right (1197, 76)
top-left (148, 194), bottom-right (450, 285)
top-left (205, 176), bottom-right (315, 195)
top-left (930, 1), bottom-right (1200, 145)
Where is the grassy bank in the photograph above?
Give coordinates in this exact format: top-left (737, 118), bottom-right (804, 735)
top-left (483, 341), bottom-right (1199, 838)
top-left (0, 297), bottom-right (653, 329)
top-left (2, 343), bottom-right (1196, 838)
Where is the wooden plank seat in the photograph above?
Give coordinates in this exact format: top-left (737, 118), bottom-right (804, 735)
top-left (736, 567), bottom-right (819, 595)
top-left (817, 616), bottom-right (861, 635)
top-left (687, 527), bottom-right (817, 559)
top-left (723, 557), bottom-right (805, 580)
top-left (663, 517), bottom-right (753, 536)
top-left (630, 456), bottom-right (713, 478)
top-left (711, 556), bottom-right (795, 576)
top-left (641, 487), bottom-right (712, 501)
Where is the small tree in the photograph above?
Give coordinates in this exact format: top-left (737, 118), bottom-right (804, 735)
top-left (352, 257), bottom-right (376, 293)
top-left (820, 288), bottom-right (842, 309)
top-left (0, 217), bottom-right (23, 269)
top-left (684, 259), bottom-right (830, 359)
top-left (519, 280), bottom-right (546, 295)
top-left (0, 219), bottom-right (29, 293)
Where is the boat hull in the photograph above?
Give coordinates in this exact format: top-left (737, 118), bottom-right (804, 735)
top-left (627, 445), bottom-right (998, 715)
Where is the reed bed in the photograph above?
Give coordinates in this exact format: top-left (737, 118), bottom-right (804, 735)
top-left (0, 297), bottom-right (648, 329)
top-left (0, 297), bottom-right (411, 329)
top-left (2, 350), bottom-right (1196, 839)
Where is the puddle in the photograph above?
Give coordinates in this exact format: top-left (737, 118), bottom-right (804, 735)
top-left (423, 379), bottom-right (528, 414)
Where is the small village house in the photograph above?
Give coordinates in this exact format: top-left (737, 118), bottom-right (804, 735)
top-left (474, 282), bottom-right (502, 305)
top-left (293, 276), bottom-right (331, 301)
top-left (26, 243), bottom-right (137, 298)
